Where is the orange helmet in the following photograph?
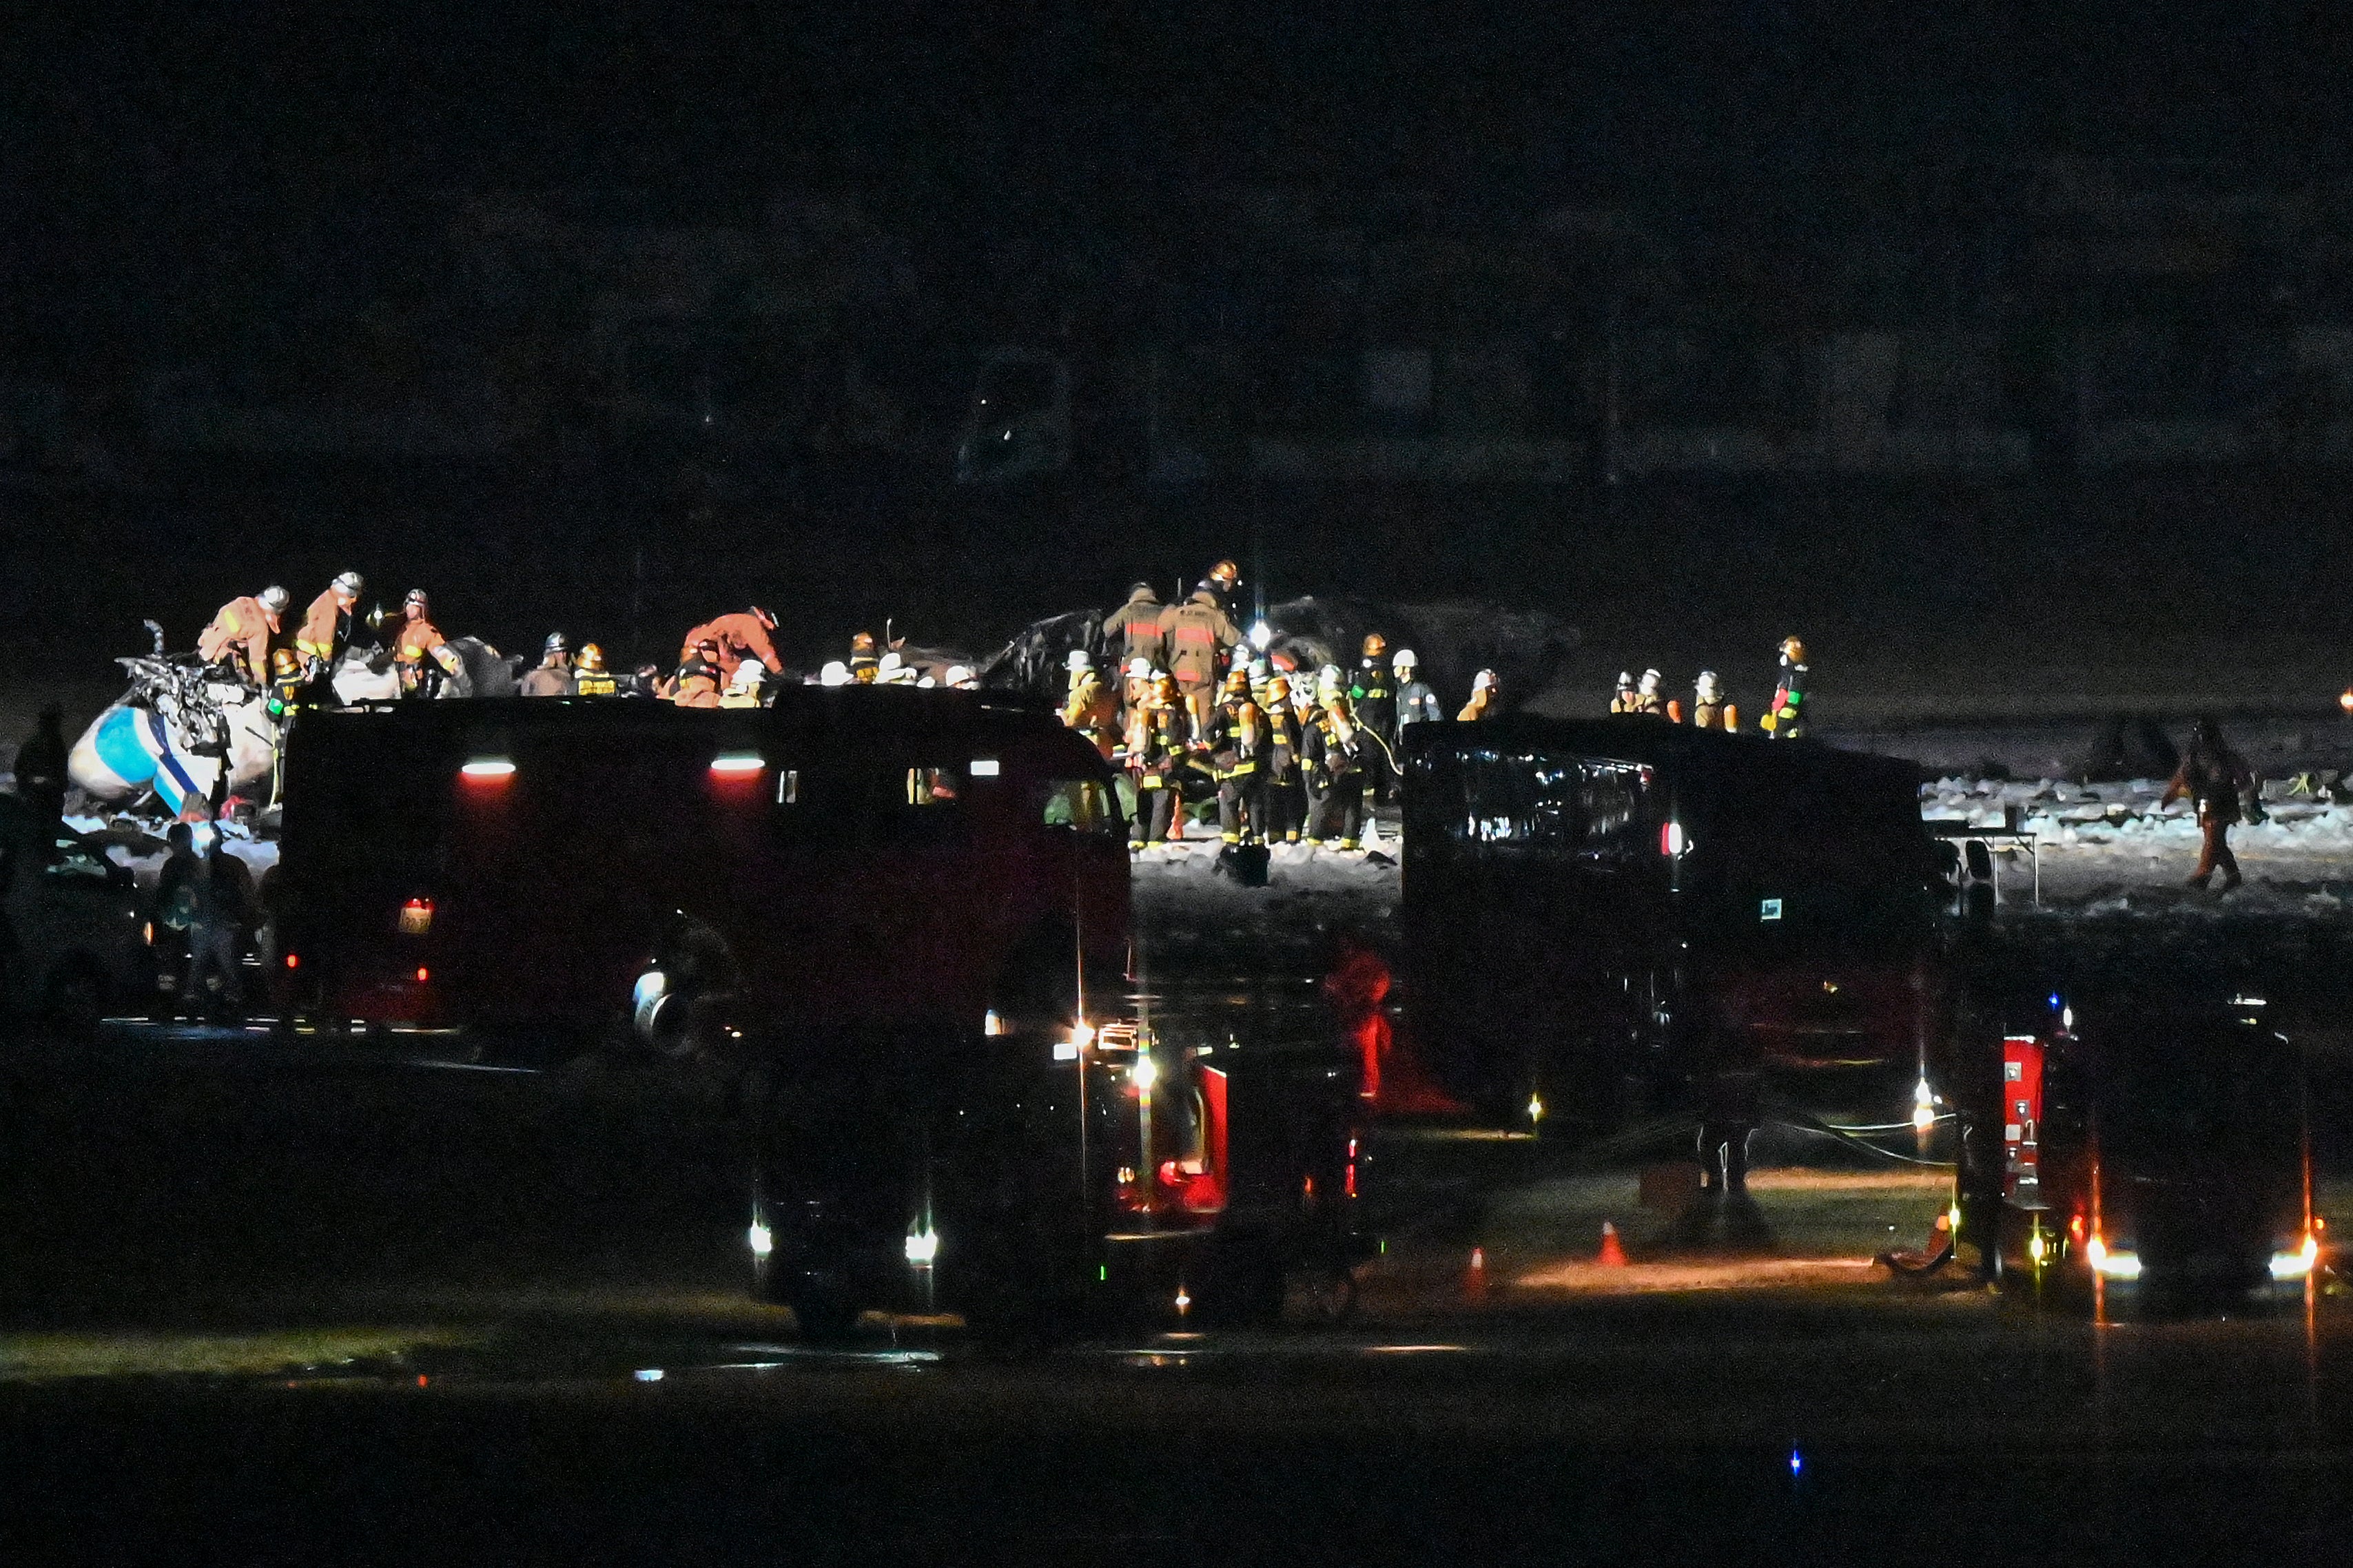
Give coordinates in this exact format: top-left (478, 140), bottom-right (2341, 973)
top-left (578, 643), bottom-right (606, 673)
top-left (1361, 632), bottom-right (1387, 659)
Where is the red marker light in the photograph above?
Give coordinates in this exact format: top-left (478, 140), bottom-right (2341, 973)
top-left (415, 967), bottom-right (430, 984)
top-left (285, 953), bottom-right (300, 970)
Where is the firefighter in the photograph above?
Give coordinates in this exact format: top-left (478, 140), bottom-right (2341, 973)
top-left (1305, 674), bottom-right (1366, 849)
top-left (1100, 582), bottom-right (1168, 680)
top-left (1128, 672), bottom-right (1191, 849)
top-left (1206, 667), bottom-right (1267, 845)
top-left (2164, 716), bottom-right (2257, 891)
top-left (681, 608), bottom-right (783, 681)
top-left (263, 648), bottom-right (306, 721)
top-left (518, 632), bottom-right (575, 697)
top-left (1120, 655), bottom-right (1160, 716)
top-left (1260, 674), bottom-right (1308, 843)
top-left (1158, 581), bottom-right (1242, 732)
top-left (12, 706), bottom-right (68, 840)
top-left (295, 572), bottom-right (364, 672)
top-left (1351, 633), bottom-right (1400, 816)
top-left (1763, 637), bottom-right (1809, 739)
top-left (1061, 650), bottom-right (1120, 761)
top-left (1200, 557), bottom-right (1243, 615)
top-left (1395, 650), bottom-right (1442, 735)
top-left (196, 586), bottom-right (291, 687)
top-left (1631, 668), bottom-right (1667, 717)
top-left (668, 640), bottom-right (723, 708)
top-left (1459, 669), bottom-right (1500, 721)
top-left (1609, 672), bottom-right (1637, 714)
top-left (571, 643), bottom-right (619, 698)
top-left (1692, 670), bottom-right (1737, 731)
top-left (389, 590), bottom-right (449, 697)
top-left (848, 631), bottom-right (881, 683)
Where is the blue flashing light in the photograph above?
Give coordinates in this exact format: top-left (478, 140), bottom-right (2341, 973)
top-left (2048, 993), bottom-right (2062, 1010)
top-left (1789, 1448), bottom-right (1803, 1477)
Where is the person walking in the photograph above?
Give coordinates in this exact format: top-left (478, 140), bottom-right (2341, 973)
top-left (2164, 717), bottom-right (2257, 891)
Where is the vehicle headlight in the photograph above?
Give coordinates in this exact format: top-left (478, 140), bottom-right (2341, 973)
top-left (747, 1221), bottom-right (773, 1259)
top-left (905, 1227), bottom-right (939, 1266)
top-left (2085, 1236), bottom-right (2141, 1279)
top-left (2270, 1234), bottom-right (2321, 1281)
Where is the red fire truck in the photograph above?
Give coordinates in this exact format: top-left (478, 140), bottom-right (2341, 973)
top-left (1951, 995), bottom-right (2320, 1304)
top-left (274, 692), bottom-right (1361, 1335)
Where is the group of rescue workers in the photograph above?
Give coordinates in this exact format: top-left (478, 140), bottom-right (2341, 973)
top-left (1605, 637), bottom-right (1813, 739)
top-left (185, 559), bottom-right (1818, 858)
top-left (1062, 561), bottom-right (1492, 852)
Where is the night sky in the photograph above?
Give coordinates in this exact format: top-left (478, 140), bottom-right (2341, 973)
top-left (9, 3), bottom-right (2353, 722)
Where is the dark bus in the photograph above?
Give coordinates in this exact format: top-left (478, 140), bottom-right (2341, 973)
top-left (1399, 716), bottom-right (1942, 1143)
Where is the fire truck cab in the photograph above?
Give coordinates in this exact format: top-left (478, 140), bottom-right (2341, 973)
top-left (1952, 996), bottom-right (2319, 1304)
top-left (274, 692), bottom-right (1360, 1335)
top-left (1399, 716), bottom-right (1943, 1145)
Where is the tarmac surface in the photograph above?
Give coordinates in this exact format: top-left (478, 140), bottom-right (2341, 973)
top-left (4, 1015), bottom-right (2351, 1564)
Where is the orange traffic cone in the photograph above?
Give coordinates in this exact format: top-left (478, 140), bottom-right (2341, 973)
top-left (1598, 1221), bottom-right (1630, 1267)
top-left (1462, 1245), bottom-right (1489, 1301)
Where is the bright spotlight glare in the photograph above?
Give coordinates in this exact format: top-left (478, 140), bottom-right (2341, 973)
top-left (747, 1221), bottom-right (774, 1258)
top-left (1131, 1054), bottom-right (1159, 1091)
top-left (905, 1228), bottom-right (940, 1266)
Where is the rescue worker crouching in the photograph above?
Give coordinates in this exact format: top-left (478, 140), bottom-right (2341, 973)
top-left (1763, 637), bottom-right (1808, 739)
top-left (680, 607), bottom-right (784, 683)
top-left (1060, 650), bottom-right (1120, 761)
top-left (1127, 671), bottom-right (1193, 849)
top-left (196, 585), bottom-right (291, 688)
top-left (1206, 667), bottom-right (1267, 845)
top-left (520, 632), bottom-right (575, 697)
top-left (296, 571), bottom-right (364, 675)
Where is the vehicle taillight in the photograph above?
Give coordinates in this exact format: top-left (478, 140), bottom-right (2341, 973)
top-left (399, 898), bottom-right (433, 936)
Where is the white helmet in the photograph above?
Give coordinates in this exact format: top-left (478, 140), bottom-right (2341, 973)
top-left (258, 585), bottom-right (291, 614)
top-left (331, 570), bottom-right (364, 597)
top-left (819, 660), bottom-right (851, 687)
top-left (1393, 648), bottom-right (1417, 672)
top-left (1065, 648), bottom-right (1093, 672)
top-left (878, 651), bottom-right (905, 679)
top-left (1695, 670), bottom-right (1722, 701)
top-left (1638, 668), bottom-right (1662, 694)
top-left (1124, 657), bottom-right (1155, 679)
top-left (728, 661), bottom-right (763, 692)
top-left (945, 665), bottom-right (978, 689)
top-left (1473, 669), bottom-right (1497, 692)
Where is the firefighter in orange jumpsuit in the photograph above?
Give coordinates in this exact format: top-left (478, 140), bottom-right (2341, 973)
top-left (1458, 669), bottom-right (1501, 721)
top-left (294, 572), bottom-right (364, 671)
top-left (389, 590), bottom-right (449, 696)
top-left (680, 608), bottom-right (783, 681)
top-left (196, 586), bottom-right (291, 686)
